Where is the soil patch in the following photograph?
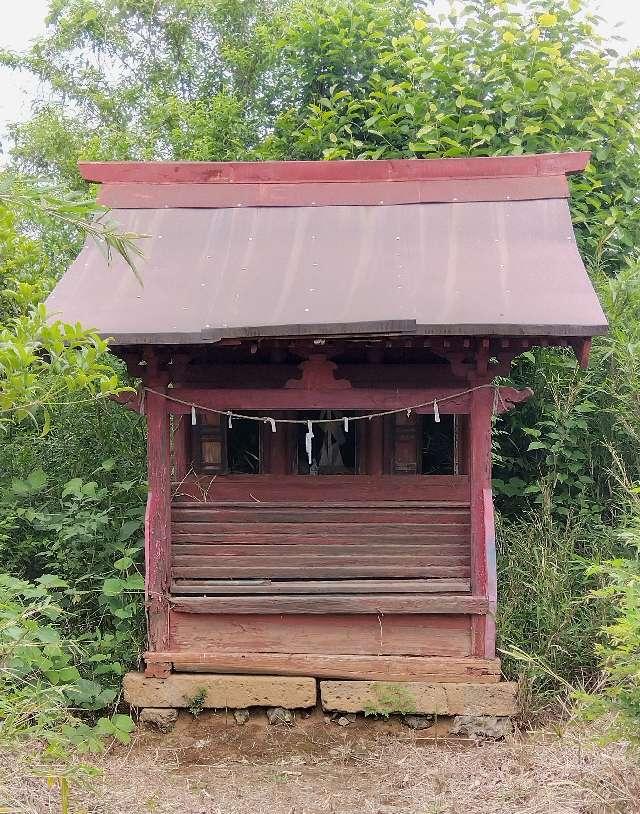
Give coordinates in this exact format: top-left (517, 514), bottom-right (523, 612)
top-left (3, 712), bottom-right (639, 814)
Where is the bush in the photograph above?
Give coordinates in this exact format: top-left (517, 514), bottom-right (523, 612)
top-left (577, 509), bottom-right (640, 743)
top-left (0, 574), bottom-right (135, 753)
top-left (0, 465), bottom-right (145, 753)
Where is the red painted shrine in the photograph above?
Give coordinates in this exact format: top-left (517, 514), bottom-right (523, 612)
top-left (47, 152), bottom-right (607, 688)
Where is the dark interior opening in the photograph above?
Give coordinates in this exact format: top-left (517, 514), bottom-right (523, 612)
top-left (421, 414), bottom-right (455, 475)
top-left (296, 411), bottom-right (357, 474)
top-left (227, 417), bottom-right (261, 473)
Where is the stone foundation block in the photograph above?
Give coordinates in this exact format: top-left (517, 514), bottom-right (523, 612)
top-left (320, 680), bottom-right (517, 716)
top-left (139, 707), bottom-right (178, 732)
top-left (450, 714), bottom-right (513, 739)
top-left (123, 672), bottom-right (317, 709)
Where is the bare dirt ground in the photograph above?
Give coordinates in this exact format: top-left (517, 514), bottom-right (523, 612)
top-left (3, 710), bottom-right (640, 814)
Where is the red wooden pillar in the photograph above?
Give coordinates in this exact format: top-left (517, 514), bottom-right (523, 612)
top-left (172, 415), bottom-right (191, 482)
top-left (268, 413), bottom-right (290, 475)
top-left (469, 386), bottom-right (497, 658)
top-left (367, 417), bottom-right (384, 476)
top-left (143, 360), bottom-right (172, 674)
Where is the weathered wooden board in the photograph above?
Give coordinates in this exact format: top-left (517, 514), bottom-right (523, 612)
top-left (169, 611), bottom-right (472, 656)
top-left (170, 578), bottom-right (471, 595)
top-left (172, 521), bottom-right (469, 535)
top-left (173, 499), bottom-right (471, 508)
top-left (171, 565), bottom-right (471, 580)
top-left (172, 554), bottom-right (469, 568)
top-left (172, 508), bottom-right (470, 524)
top-left (171, 523), bottom-right (470, 550)
top-left (172, 543), bottom-right (469, 556)
top-left (145, 650), bottom-right (501, 682)
top-left (172, 513), bottom-right (470, 526)
top-left (171, 475), bottom-right (470, 503)
top-left (170, 594), bottom-right (484, 614)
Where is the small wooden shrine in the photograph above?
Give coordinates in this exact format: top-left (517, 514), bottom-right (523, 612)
top-left (47, 152), bottom-right (607, 713)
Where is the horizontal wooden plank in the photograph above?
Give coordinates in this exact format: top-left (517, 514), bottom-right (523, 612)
top-left (146, 650), bottom-right (501, 682)
top-left (171, 543), bottom-right (469, 557)
top-left (101, 176), bottom-right (568, 208)
top-left (169, 611), bottom-right (471, 656)
top-left (171, 475), bottom-right (470, 503)
top-left (172, 500), bottom-right (471, 509)
top-left (171, 565), bottom-right (470, 579)
top-left (84, 152), bottom-right (588, 183)
top-left (171, 510), bottom-right (471, 524)
top-left (167, 386), bottom-right (475, 414)
top-left (172, 555), bottom-right (469, 570)
top-left (171, 532), bottom-right (470, 546)
top-left (170, 578), bottom-right (471, 595)
top-left (171, 522), bottom-right (470, 535)
top-left (169, 594), bottom-right (486, 614)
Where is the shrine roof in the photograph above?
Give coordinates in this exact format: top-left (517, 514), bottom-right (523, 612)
top-left (46, 152), bottom-right (607, 345)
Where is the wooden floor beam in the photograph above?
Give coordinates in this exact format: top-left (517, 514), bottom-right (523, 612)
top-left (168, 594), bottom-right (487, 614)
top-left (144, 651), bottom-right (501, 682)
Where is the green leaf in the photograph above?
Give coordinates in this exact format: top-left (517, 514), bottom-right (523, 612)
top-left (10, 479), bottom-right (31, 496)
top-left (124, 574), bottom-right (144, 591)
top-left (114, 556), bottom-right (134, 571)
top-left (538, 13), bottom-right (558, 28)
top-left (37, 574), bottom-right (69, 589)
top-left (102, 578), bottom-right (125, 597)
top-left (118, 519), bottom-right (142, 542)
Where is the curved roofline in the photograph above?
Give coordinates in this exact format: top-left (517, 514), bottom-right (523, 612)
top-left (78, 151), bottom-right (590, 185)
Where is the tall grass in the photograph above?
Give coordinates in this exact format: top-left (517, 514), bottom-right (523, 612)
top-left (496, 509), bottom-right (619, 705)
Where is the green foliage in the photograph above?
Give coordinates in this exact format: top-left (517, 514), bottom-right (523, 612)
top-left (0, 305), bottom-right (123, 432)
top-left (577, 506), bottom-right (640, 742)
top-left (185, 687), bottom-right (208, 717)
top-left (0, 574), bottom-right (135, 753)
top-left (497, 512), bottom-right (616, 700)
top-left (494, 262), bottom-right (640, 523)
top-left (1, 0), bottom-right (292, 178)
top-left (0, 466), bottom-right (146, 654)
top-left (0, 173), bottom-right (144, 276)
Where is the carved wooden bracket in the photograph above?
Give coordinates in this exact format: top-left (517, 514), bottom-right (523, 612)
top-left (569, 337), bottom-right (592, 370)
top-left (110, 387), bottom-right (144, 414)
top-left (494, 387), bottom-right (534, 414)
top-left (285, 355), bottom-right (352, 390)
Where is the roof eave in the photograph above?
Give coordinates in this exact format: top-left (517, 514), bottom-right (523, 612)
top-left (78, 151), bottom-right (591, 185)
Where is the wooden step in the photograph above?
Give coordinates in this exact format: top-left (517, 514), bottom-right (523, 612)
top-left (169, 594), bottom-right (486, 614)
top-left (171, 520), bottom-right (469, 533)
top-left (172, 564), bottom-right (471, 579)
top-left (172, 509), bottom-right (470, 524)
top-left (172, 543), bottom-right (469, 556)
top-left (171, 532), bottom-right (470, 546)
top-left (170, 578), bottom-right (471, 595)
top-left (172, 500), bottom-right (471, 510)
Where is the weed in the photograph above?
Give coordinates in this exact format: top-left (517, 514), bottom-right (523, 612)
top-left (185, 687), bottom-right (208, 717)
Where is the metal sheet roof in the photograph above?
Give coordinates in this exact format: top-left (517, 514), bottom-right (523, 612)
top-left (46, 154), bottom-right (608, 345)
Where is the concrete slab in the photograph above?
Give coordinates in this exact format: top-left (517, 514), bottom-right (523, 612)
top-left (320, 680), bottom-right (518, 716)
top-left (123, 672), bottom-right (317, 709)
